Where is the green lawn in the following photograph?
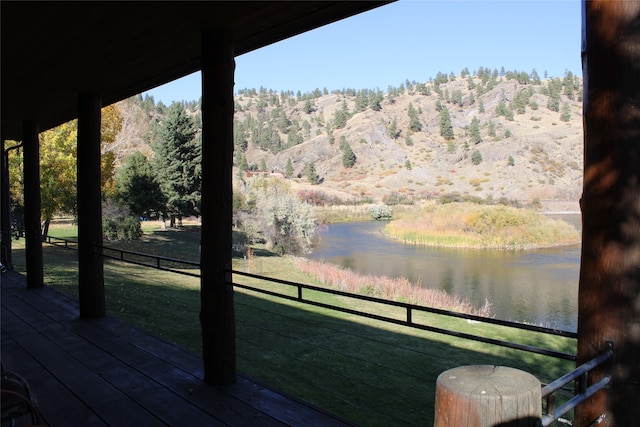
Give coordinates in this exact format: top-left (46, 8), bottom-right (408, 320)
top-left (9, 221), bottom-right (576, 426)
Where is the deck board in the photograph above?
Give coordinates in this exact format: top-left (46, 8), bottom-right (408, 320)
top-left (1, 270), bottom-right (356, 426)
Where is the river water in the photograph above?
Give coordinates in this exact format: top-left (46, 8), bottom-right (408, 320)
top-left (309, 215), bottom-right (581, 332)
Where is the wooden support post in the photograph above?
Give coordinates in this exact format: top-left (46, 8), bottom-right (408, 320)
top-left (1, 138), bottom-right (14, 271)
top-left (77, 92), bottom-right (105, 319)
top-left (434, 365), bottom-right (541, 427)
top-left (22, 122), bottom-right (43, 289)
top-left (576, 1), bottom-right (640, 426)
top-left (200, 30), bottom-right (236, 384)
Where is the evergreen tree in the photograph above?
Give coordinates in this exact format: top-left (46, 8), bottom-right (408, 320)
top-left (115, 152), bottom-right (166, 219)
top-left (237, 152), bottom-right (249, 177)
top-left (488, 121), bottom-right (497, 139)
top-left (560, 102), bottom-right (572, 122)
top-left (151, 102), bottom-right (200, 226)
top-left (260, 158), bottom-right (267, 171)
top-left (531, 68), bottom-right (541, 85)
top-left (302, 99), bottom-right (316, 114)
top-left (547, 91), bottom-right (561, 112)
top-left (285, 158), bottom-right (294, 178)
top-left (369, 89), bottom-right (384, 111)
top-left (563, 71), bottom-right (576, 100)
top-left (467, 75), bottom-right (476, 90)
top-left (439, 107), bottom-right (454, 140)
top-left (405, 159), bottom-right (412, 170)
top-left (546, 79), bottom-right (562, 112)
top-left (468, 117), bottom-right (482, 144)
top-left (340, 139), bottom-right (356, 168)
top-left (354, 89), bottom-right (369, 112)
top-left (306, 162), bottom-right (320, 185)
top-left (388, 116), bottom-right (399, 139)
top-left (327, 127), bottom-right (335, 145)
top-left (471, 150), bottom-right (483, 165)
top-left (332, 100), bottom-right (350, 129)
top-left (234, 119), bottom-right (248, 151)
top-left (408, 102), bottom-right (421, 132)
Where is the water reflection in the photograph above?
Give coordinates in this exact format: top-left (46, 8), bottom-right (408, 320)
top-left (310, 216), bottom-right (580, 331)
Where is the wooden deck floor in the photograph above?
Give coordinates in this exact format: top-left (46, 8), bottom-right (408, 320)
top-left (1, 270), bottom-right (355, 426)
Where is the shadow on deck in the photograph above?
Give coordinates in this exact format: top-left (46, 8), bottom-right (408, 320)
top-left (1, 270), bottom-right (355, 426)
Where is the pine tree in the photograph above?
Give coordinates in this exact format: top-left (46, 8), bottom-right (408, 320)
top-left (560, 102), bottom-right (572, 122)
top-left (340, 140), bottom-right (356, 168)
top-left (488, 121), bottom-right (496, 139)
top-left (302, 99), bottom-right (316, 114)
top-left (369, 89), bottom-right (383, 111)
top-left (408, 102), bottom-right (421, 132)
top-left (151, 102), bottom-right (200, 226)
top-left (306, 162), bottom-right (320, 185)
top-left (115, 152), bottom-right (166, 219)
top-left (471, 150), bottom-right (483, 165)
top-left (388, 116), bottom-right (399, 139)
top-left (237, 152), bottom-right (249, 177)
top-left (285, 158), bottom-right (294, 178)
top-left (354, 89), bottom-right (369, 112)
top-left (439, 107), bottom-right (454, 140)
top-left (332, 100), bottom-right (350, 129)
top-left (468, 117), bottom-right (482, 144)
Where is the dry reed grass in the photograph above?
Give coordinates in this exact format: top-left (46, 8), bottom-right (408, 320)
top-left (294, 258), bottom-right (492, 317)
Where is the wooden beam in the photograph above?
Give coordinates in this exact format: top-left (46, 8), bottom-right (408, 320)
top-left (77, 92), bottom-right (105, 319)
top-left (22, 122), bottom-right (43, 289)
top-left (1, 138), bottom-right (15, 271)
top-left (199, 30), bottom-right (236, 385)
top-left (576, 1), bottom-right (640, 425)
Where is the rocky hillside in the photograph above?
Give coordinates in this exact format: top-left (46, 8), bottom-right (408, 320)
top-left (119, 70), bottom-right (584, 211)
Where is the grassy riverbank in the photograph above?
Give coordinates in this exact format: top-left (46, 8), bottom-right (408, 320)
top-left (385, 202), bottom-right (580, 249)
top-left (8, 221), bottom-right (576, 425)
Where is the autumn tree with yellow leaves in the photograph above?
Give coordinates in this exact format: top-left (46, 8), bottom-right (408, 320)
top-left (9, 104), bottom-right (123, 236)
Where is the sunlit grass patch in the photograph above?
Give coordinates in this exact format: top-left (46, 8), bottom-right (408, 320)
top-left (385, 202), bottom-right (579, 249)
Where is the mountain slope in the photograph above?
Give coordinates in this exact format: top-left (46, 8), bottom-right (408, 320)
top-left (118, 71), bottom-right (583, 211)
top-left (234, 74), bottom-right (583, 209)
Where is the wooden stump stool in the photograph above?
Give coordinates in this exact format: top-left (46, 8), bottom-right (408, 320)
top-left (434, 365), bottom-right (541, 427)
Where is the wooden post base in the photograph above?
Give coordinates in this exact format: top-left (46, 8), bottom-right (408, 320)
top-left (434, 365), bottom-right (541, 427)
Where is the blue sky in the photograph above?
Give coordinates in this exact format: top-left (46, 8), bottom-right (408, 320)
top-left (143, 0), bottom-right (582, 105)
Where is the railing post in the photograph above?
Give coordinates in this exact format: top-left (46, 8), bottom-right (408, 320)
top-left (435, 365), bottom-right (541, 426)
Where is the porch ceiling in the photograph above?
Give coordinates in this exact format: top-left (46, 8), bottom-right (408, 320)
top-left (1, 1), bottom-right (390, 141)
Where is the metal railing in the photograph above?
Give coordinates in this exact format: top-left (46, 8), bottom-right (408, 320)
top-left (24, 233), bottom-right (578, 361)
top-left (540, 342), bottom-right (613, 426)
top-left (99, 245), bottom-right (201, 278)
top-left (231, 269), bottom-right (577, 361)
top-left (44, 235), bottom-right (78, 250)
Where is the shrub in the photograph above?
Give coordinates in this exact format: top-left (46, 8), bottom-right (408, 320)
top-left (471, 150), bottom-right (483, 165)
top-left (383, 192), bottom-right (413, 206)
top-left (103, 215), bottom-right (142, 241)
top-left (368, 205), bottom-right (393, 220)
